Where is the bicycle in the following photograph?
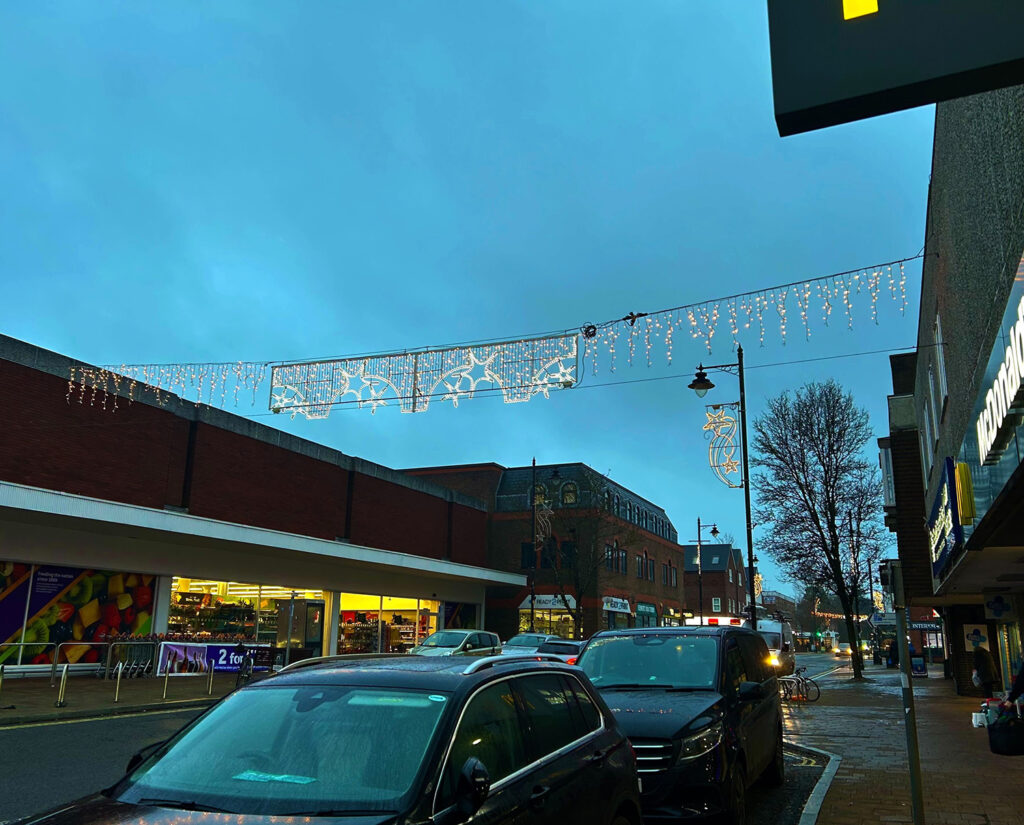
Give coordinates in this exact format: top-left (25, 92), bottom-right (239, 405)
top-left (235, 654), bottom-right (254, 688)
top-left (779, 666), bottom-right (820, 702)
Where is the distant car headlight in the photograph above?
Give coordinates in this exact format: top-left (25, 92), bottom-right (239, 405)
top-left (677, 723), bottom-right (723, 763)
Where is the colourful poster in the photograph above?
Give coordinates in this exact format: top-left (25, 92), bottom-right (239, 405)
top-left (0, 562), bottom-right (157, 666)
top-left (157, 642), bottom-right (210, 675)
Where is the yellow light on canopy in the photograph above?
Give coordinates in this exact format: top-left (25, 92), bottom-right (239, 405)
top-left (843, 0), bottom-right (879, 20)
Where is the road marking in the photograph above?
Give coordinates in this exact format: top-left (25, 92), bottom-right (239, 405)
top-left (0, 707), bottom-right (200, 730)
top-left (794, 755), bottom-right (820, 767)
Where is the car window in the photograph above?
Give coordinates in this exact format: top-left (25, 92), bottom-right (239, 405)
top-left (564, 675), bottom-right (602, 735)
top-left (579, 634), bottom-right (718, 689)
top-left (439, 681), bottom-right (528, 807)
top-left (489, 634), bottom-right (501, 648)
top-left (738, 635), bottom-right (770, 682)
top-left (515, 674), bottom-right (581, 759)
top-left (507, 634), bottom-right (545, 646)
top-left (466, 633), bottom-right (482, 648)
top-left (724, 641), bottom-right (747, 694)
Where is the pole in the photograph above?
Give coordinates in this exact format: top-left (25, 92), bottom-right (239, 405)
top-left (697, 517), bottom-right (704, 625)
top-left (284, 592), bottom-right (296, 667)
top-left (530, 458), bottom-right (537, 633)
top-left (893, 561), bottom-right (926, 825)
top-left (162, 653), bottom-right (174, 699)
top-left (55, 663), bottom-right (69, 708)
top-left (737, 345), bottom-right (757, 631)
top-left (208, 660), bottom-right (216, 695)
top-left (114, 662), bottom-right (124, 703)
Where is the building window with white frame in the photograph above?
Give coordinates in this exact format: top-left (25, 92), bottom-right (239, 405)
top-left (934, 314), bottom-right (948, 401)
top-left (712, 597), bottom-right (722, 613)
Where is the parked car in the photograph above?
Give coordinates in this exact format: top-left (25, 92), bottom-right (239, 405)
top-left (500, 632), bottom-right (563, 655)
top-left (409, 629), bottom-right (501, 657)
top-left (536, 639), bottom-right (585, 664)
top-left (24, 654), bottom-right (642, 825)
top-left (577, 626), bottom-right (784, 825)
top-left (835, 643), bottom-right (853, 657)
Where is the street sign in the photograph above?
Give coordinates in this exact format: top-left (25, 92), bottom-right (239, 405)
top-left (910, 622), bottom-right (941, 631)
top-left (767, 0), bottom-right (1024, 136)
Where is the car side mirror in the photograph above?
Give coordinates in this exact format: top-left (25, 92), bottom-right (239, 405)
top-left (738, 681), bottom-right (765, 702)
top-left (464, 643), bottom-right (473, 651)
top-left (126, 739), bottom-right (166, 775)
top-left (456, 757), bottom-right (491, 818)
top-left (781, 642), bottom-right (791, 652)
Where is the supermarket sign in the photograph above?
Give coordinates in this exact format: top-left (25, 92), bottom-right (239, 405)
top-left (767, 0), bottom-right (1024, 136)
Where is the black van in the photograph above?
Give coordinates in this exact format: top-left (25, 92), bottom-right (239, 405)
top-left (576, 626), bottom-right (783, 825)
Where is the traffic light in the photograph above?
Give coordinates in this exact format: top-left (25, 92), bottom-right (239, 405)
top-left (815, 630), bottom-right (822, 638)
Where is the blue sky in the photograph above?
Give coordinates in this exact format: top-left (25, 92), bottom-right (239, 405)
top-left (0, 2), bottom-right (935, 599)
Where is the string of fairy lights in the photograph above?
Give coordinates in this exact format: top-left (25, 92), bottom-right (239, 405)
top-left (65, 255), bottom-right (915, 417)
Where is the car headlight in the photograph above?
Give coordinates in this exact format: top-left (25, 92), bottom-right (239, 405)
top-left (677, 723), bottom-right (723, 763)
top-left (769, 655), bottom-right (780, 668)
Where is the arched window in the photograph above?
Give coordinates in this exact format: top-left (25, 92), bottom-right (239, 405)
top-left (561, 482), bottom-right (578, 506)
top-left (604, 491), bottom-right (612, 511)
top-left (627, 502), bottom-right (633, 522)
top-left (532, 484), bottom-right (547, 507)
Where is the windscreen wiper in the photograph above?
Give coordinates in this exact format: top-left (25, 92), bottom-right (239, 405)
top-left (137, 799), bottom-right (234, 813)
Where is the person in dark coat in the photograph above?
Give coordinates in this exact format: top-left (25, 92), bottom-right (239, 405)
top-left (974, 644), bottom-right (1000, 697)
top-left (887, 640), bottom-right (898, 668)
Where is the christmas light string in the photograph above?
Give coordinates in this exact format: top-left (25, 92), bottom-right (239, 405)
top-left (66, 254), bottom-right (920, 416)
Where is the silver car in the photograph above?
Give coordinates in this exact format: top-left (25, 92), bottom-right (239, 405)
top-left (409, 629), bottom-right (501, 656)
top-left (500, 633), bottom-right (564, 655)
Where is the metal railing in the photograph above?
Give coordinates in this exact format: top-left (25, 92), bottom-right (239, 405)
top-left (0, 642), bottom-right (57, 669)
top-left (50, 642), bottom-right (111, 686)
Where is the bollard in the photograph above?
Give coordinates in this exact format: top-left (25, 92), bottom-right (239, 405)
top-left (114, 662), bottom-right (124, 703)
top-left (162, 653), bottom-right (174, 700)
top-left (55, 663), bottom-right (69, 708)
top-left (207, 661), bottom-right (215, 696)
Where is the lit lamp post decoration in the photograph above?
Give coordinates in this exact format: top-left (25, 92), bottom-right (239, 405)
top-left (689, 345), bottom-right (759, 631)
top-left (703, 404), bottom-right (742, 489)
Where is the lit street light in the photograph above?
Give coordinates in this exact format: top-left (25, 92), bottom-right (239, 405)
top-left (689, 344), bottom-right (758, 631)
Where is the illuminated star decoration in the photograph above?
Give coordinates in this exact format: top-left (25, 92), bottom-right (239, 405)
top-left (703, 405), bottom-right (742, 489)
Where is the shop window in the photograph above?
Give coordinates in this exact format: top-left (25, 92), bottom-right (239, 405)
top-left (560, 541), bottom-right (576, 569)
top-left (521, 543), bottom-right (537, 569)
top-left (561, 482), bottom-right (579, 506)
top-left (541, 538), bottom-right (556, 569)
top-left (712, 597), bottom-right (722, 613)
top-left (934, 314), bottom-right (948, 401)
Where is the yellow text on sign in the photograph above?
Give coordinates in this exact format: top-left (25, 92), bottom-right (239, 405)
top-left (843, 0), bottom-right (878, 19)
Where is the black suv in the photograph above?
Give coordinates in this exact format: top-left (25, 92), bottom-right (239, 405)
top-left (26, 654), bottom-right (641, 825)
top-left (577, 626), bottom-right (783, 825)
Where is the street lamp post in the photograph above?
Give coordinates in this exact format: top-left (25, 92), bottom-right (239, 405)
top-left (530, 458), bottom-right (537, 633)
top-left (695, 518), bottom-right (719, 625)
top-left (689, 344), bottom-right (758, 631)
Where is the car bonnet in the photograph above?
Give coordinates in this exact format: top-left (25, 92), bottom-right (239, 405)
top-left (599, 688), bottom-right (722, 740)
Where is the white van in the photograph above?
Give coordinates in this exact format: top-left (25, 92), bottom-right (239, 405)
top-left (747, 617), bottom-right (796, 675)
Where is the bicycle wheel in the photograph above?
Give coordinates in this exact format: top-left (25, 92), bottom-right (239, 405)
top-left (778, 678), bottom-right (794, 701)
top-left (802, 677), bottom-right (821, 702)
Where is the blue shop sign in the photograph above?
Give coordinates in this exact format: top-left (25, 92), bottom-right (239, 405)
top-left (928, 457), bottom-right (964, 579)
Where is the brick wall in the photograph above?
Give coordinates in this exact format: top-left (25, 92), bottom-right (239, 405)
top-left (0, 345), bottom-right (490, 570)
top-left (403, 465), bottom-right (504, 509)
top-left (889, 429), bottom-right (934, 601)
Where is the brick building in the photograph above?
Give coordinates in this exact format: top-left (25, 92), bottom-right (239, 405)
top-left (680, 543), bottom-right (748, 623)
top-left (405, 463), bottom-right (687, 640)
top-left (878, 83), bottom-right (1024, 695)
top-left (0, 335), bottom-right (522, 670)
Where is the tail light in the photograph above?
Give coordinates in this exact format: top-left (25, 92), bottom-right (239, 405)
top-left (567, 657), bottom-right (578, 666)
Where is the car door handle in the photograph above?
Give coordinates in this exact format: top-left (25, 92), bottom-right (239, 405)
top-left (587, 745), bottom-right (613, 765)
top-left (530, 785), bottom-right (551, 808)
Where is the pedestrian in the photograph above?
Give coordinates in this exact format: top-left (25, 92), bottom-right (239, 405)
top-left (974, 644), bottom-right (1000, 697)
top-left (887, 639), bottom-right (898, 668)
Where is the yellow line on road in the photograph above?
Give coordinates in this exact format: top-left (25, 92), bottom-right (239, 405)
top-left (0, 707), bottom-right (201, 730)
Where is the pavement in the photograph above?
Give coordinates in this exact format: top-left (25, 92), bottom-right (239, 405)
top-left (786, 656), bottom-right (1024, 825)
top-left (0, 671), bottom-right (245, 725)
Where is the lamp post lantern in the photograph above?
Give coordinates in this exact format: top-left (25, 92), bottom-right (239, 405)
top-left (695, 518), bottom-right (719, 625)
top-left (690, 344), bottom-right (758, 631)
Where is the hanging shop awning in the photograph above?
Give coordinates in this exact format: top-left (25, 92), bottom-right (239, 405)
top-left (0, 481), bottom-right (524, 604)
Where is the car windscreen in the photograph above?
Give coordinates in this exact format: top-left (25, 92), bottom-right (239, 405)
top-left (578, 634), bottom-right (718, 689)
top-left (506, 634), bottom-right (548, 647)
top-left (418, 630), bottom-right (467, 648)
top-left (537, 642), bottom-right (580, 654)
top-left (114, 685), bottom-right (449, 815)
top-left (759, 632), bottom-right (782, 650)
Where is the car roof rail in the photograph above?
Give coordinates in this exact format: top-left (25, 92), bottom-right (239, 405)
top-left (462, 653), bottom-right (566, 675)
top-left (277, 653), bottom-right (409, 674)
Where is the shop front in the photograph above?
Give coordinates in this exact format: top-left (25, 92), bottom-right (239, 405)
top-left (0, 480), bottom-right (525, 672)
top-left (635, 601), bottom-right (658, 628)
top-left (603, 596), bottom-right (632, 630)
top-left (517, 594), bottom-right (577, 638)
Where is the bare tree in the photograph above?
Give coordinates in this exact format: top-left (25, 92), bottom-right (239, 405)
top-left (751, 380), bottom-right (889, 679)
top-left (543, 468), bottom-right (640, 639)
